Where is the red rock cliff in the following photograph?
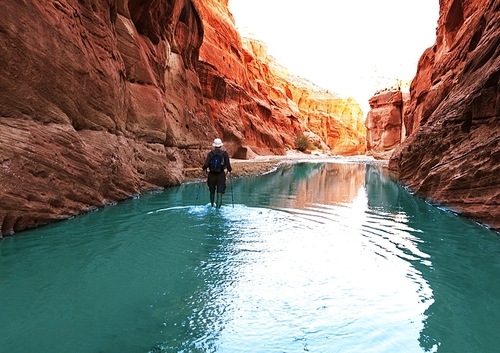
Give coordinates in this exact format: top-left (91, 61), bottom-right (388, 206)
top-left (0, 0), bottom-right (364, 236)
top-left (365, 90), bottom-right (409, 160)
top-left (389, 0), bottom-right (500, 230)
top-left (194, 0), bottom-right (365, 157)
top-left (1, 0), bottom-right (212, 236)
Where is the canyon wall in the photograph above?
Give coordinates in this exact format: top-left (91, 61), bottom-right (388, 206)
top-left (365, 90), bottom-right (409, 160)
top-left (389, 0), bottom-right (500, 230)
top-left (268, 60), bottom-right (366, 155)
top-left (1, 0), bottom-right (209, 236)
top-left (194, 0), bottom-right (365, 157)
top-left (0, 0), bottom-right (365, 236)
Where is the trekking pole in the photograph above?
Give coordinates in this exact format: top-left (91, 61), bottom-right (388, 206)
top-left (194, 171), bottom-right (203, 207)
top-left (230, 172), bottom-right (234, 208)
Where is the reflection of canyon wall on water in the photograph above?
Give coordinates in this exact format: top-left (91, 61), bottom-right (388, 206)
top-left (290, 163), bottom-right (366, 207)
top-left (364, 165), bottom-right (408, 213)
top-left (235, 163), bottom-right (366, 210)
top-left (365, 163), bottom-right (500, 352)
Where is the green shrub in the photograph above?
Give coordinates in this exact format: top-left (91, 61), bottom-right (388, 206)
top-left (294, 133), bottom-right (311, 151)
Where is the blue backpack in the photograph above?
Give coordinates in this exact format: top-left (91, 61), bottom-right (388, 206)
top-left (209, 150), bottom-right (224, 173)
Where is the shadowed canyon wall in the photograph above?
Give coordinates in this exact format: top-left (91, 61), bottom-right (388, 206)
top-left (389, 0), bottom-right (500, 230)
top-left (0, 0), bottom-right (365, 236)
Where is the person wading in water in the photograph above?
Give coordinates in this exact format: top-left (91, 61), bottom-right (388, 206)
top-left (202, 138), bottom-right (232, 209)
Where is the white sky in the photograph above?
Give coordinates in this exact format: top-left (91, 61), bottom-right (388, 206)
top-left (228, 0), bottom-right (439, 112)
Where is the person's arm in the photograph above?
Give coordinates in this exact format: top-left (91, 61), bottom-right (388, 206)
top-left (224, 151), bottom-right (232, 172)
top-left (202, 152), bottom-right (212, 171)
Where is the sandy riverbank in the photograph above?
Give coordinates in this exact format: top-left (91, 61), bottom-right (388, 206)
top-left (184, 151), bottom-right (388, 181)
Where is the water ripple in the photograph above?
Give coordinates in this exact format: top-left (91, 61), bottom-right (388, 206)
top-left (2, 163), bottom-right (500, 353)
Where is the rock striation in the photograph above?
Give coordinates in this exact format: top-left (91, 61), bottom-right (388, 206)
top-left (1, 0), bottom-right (210, 235)
top-left (0, 0), bottom-right (365, 236)
top-left (269, 61), bottom-right (366, 156)
top-left (389, 0), bottom-right (500, 230)
top-left (365, 90), bottom-right (409, 160)
top-left (194, 0), bottom-right (366, 157)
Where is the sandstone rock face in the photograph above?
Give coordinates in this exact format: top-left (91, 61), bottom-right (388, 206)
top-left (269, 62), bottom-right (366, 155)
top-left (0, 0), bottom-right (365, 236)
top-left (195, 0), bottom-right (366, 157)
top-left (1, 0), bottom-right (211, 235)
top-left (389, 0), bottom-right (500, 230)
top-left (365, 90), bottom-right (409, 160)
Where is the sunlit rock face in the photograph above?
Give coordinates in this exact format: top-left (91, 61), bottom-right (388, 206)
top-left (295, 90), bottom-right (366, 156)
top-left (269, 61), bottom-right (366, 155)
top-left (365, 90), bottom-right (409, 160)
top-left (195, 0), bottom-right (366, 156)
top-left (0, 0), bottom-right (365, 236)
top-left (389, 0), bottom-right (500, 230)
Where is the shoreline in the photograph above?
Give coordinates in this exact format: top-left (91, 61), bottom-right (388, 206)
top-left (184, 151), bottom-right (389, 181)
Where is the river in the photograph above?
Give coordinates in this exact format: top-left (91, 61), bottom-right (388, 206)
top-left (1, 162), bottom-right (499, 353)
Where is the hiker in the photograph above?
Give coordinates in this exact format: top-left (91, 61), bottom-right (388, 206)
top-left (202, 138), bottom-right (232, 209)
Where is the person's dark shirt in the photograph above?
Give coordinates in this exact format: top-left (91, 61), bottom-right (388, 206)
top-left (202, 148), bottom-right (232, 173)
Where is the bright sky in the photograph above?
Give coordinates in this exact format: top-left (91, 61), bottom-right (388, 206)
top-left (228, 0), bottom-right (439, 113)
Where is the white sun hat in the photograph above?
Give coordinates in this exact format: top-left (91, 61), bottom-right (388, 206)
top-left (212, 138), bottom-right (223, 147)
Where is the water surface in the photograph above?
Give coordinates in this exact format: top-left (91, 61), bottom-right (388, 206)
top-left (1, 162), bottom-right (500, 353)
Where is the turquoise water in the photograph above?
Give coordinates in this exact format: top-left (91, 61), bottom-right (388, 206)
top-left (1, 162), bottom-right (500, 353)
